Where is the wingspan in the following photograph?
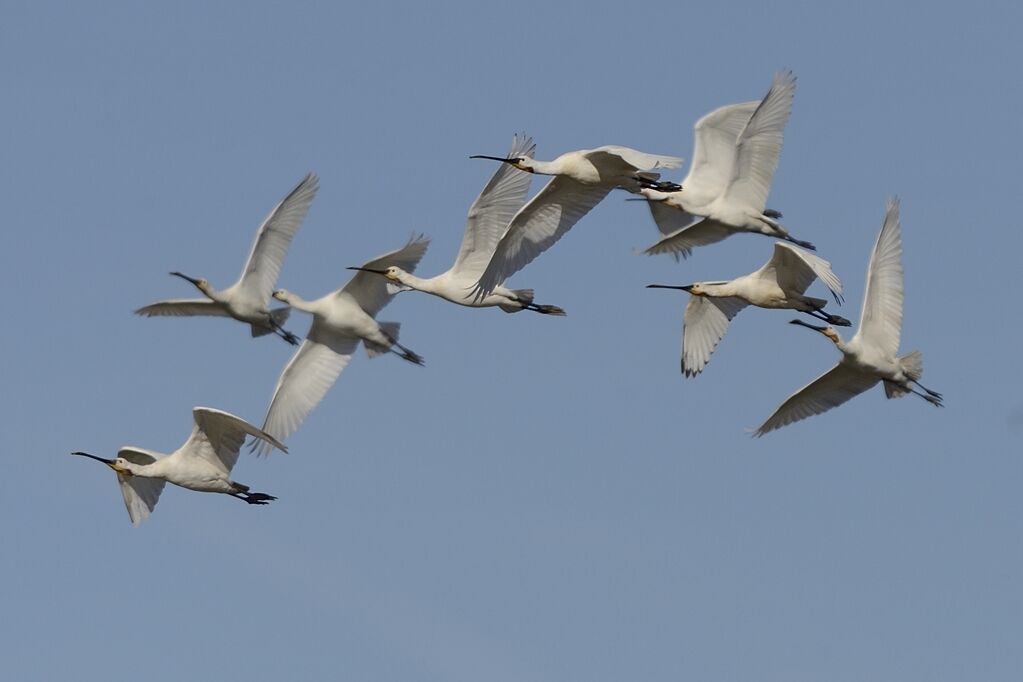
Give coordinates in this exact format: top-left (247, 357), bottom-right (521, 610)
top-left (452, 134), bottom-right (536, 280)
top-left (644, 217), bottom-right (735, 261)
top-left (255, 328), bottom-right (359, 454)
top-left (852, 198), bottom-right (903, 358)
top-left (681, 295), bottom-right (749, 376)
top-left (474, 176), bottom-right (613, 297)
top-left (755, 242), bottom-right (844, 303)
top-left (115, 447), bottom-right (165, 526)
top-left (681, 100), bottom-right (760, 206)
top-left (339, 234), bottom-right (430, 317)
top-left (183, 407), bottom-right (286, 473)
top-left (134, 299), bottom-right (231, 318)
top-left (235, 173), bottom-right (320, 303)
top-left (721, 71), bottom-right (796, 213)
top-left (591, 146), bottom-right (684, 171)
top-left (754, 363), bottom-right (879, 436)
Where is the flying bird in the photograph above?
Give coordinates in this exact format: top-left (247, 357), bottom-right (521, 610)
top-left (357, 134), bottom-right (564, 315)
top-left (755, 199), bottom-right (942, 437)
top-left (641, 72), bottom-right (814, 260)
top-left (470, 144), bottom-right (683, 298)
top-left (648, 242), bottom-right (849, 376)
top-left (135, 173), bottom-right (319, 344)
top-left (253, 235), bottom-right (430, 454)
top-left (72, 407), bottom-right (286, 526)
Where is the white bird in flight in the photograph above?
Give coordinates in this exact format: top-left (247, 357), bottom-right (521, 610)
top-left (135, 173), bottom-right (320, 345)
top-left (356, 134), bottom-right (564, 315)
top-left (647, 242), bottom-right (849, 377)
top-left (641, 72), bottom-right (815, 260)
top-left (470, 144), bottom-right (683, 298)
top-left (72, 407), bottom-right (286, 526)
top-left (253, 235), bottom-right (430, 454)
top-left (755, 199), bottom-right (943, 437)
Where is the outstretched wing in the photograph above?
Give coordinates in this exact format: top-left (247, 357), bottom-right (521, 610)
top-left (134, 299), bottom-right (231, 318)
top-left (114, 447), bottom-right (165, 526)
top-left (474, 176), bottom-right (613, 297)
top-left (852, 198), bottom-right (903, 358)
top-left (644, 217), bottom-right (736, 261)
top-left (182, 407), bottom-right (287, 473)
top-left (753, 242), bottom-right (844, 303)
top-left (590, 146), bottom-right (684, 172)
top-left (452, 134), bottom-right (536, 280)
top-left (338, 235), bottom-right (430, 317)
top-left (644, 199), bottom-right (704, 238)
top-left (721, 71), bottom-right (796, 213)
top-left (681, 295), bottom-right (749, 376)
top-left (754, 363), bottom-right (879, 436)
top-left (235, 173), bottom-right (320, 302)
top-left (254, 327), bottom-right (359, 454)
top-left (681, 100), bottom-right (760, 205)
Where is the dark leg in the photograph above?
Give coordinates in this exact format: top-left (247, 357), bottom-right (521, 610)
top-left (782, 234), bottom-right (817, 250)
top-left (230, 491), bottom-right (278, 505)
top-left (269, 320), bottom-right (301, 345)
top-left (392, 343), bottom-right (425, 366)
top-left (525, 303), bottom-right (567, 316)
top-left (911, 379), bottom-right (943, 399)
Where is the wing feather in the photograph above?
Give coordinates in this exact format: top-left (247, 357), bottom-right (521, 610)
top-left (452, 134), bottom-right (536, 280)
top-left (474, 176), bottom-right (613, 297)
top-left (644, 217), bottom-right (736, 261)
top-left (681, 100), bottom-right (760, 205)
top-left (754, 242), bottom-right (844, 303)
top-left (754, 363), bottom-right (879, 436)
top-left (182, 407), bottom-right (286, 473)
top-left (235, 173), bottom-right (319, 302)
top-left (338, 235), bottom-right (430, 317)
top-left (681, 296), bottom-right (749, 376)
top-left (114, 447), bottom-right (165, 526)
top-left (255, 327), bottom-right (359, 454)
top-left (852, 198), bottom-right (903, 357)
top-left (721, 72), bottom-right (796, 212)
top-left (134, 299), bottom-right (231, 318)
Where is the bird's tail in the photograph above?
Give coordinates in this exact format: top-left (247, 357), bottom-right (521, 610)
top-left (884, 350), bottom-right (923, 399)
top-left (251, 307), bottom-right (292, 337)
top-left (366, 321), bottom-right (400, 358)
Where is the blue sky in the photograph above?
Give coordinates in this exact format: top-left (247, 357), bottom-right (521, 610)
top-left (3, 2), bottom-right (1021, 680)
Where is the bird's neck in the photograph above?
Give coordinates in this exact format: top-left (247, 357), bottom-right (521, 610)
top-left (395, 270), bottom-right (432, 293)
top-left (702, 282), bottom-right (736, 297)
top-left (283, 293), bottom-right (317, 314)
top-left (526, 158), bottom-right (560, 176)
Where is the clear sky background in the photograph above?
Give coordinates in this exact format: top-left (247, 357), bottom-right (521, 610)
top-left (2, 2), bottom-right (1021, 680)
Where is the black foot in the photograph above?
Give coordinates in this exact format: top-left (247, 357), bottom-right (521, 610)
top-left (233, 492), bottom-right (278, 505)
top-left (763, 208), bottom-right (783, 219)
top-left (527, 303), bottom-right (567, 316)
top-left (912, 380), bottom-right (943, 400)
top-left (397, 345), bottom-right (425, 366)
top-left (281, 330), bottom-right (300, 345)
top-left (826, 313), bottom-right (852, 327)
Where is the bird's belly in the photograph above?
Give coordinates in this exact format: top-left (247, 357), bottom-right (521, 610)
top-left (168, 468), bottom-right (231, 493)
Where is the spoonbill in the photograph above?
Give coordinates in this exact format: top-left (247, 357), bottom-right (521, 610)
top-left (647, 242), bottom-right (849, 376)
top-left (470, 144), bottom-right (683, 298)
top-left (755, 199), bottom-right (943, 437)
top-left (135, 173), bottom-right (319, 344)
top-left (71, 407), bottom-right (286, 526)
top-left (356, 134), bottom-right (564, 315)
top-left (253, 235), bottom-right (429, 454)
top-left (641, 72), bottom-right (815, 260)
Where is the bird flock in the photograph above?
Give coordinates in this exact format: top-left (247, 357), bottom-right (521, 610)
top-left (72, 71), bottom-right (943, 525)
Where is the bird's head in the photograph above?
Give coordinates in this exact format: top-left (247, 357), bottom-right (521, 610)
top-left (272, 289), bottom-right (291, 303)
top-left (170, 271), bottom-right (212, 296)
top-left (71, 451), bottom-right (134, 476)
top-left (346, 265), bottom-right (405, 283)
top-left (470, 154), bottom-right (534, 173)
top-left (789, 319), bottom-right (841, 344)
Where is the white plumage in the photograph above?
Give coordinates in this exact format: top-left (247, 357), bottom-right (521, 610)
top-left (648, 242), bottom-right (848, 376)
top-left (135, 173), bottom-right (319, 344)
top-left (755, 199), bottom-right (943, 436)
top-left (253, 235), bottom-right (430, 454)
top-left (72, 407), bottom-right (286, 526)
